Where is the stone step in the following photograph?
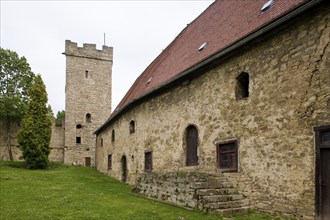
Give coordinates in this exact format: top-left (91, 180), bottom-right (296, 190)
top-left (213, 207), bottom-right (250, 216)
top-left (196, 188), bottom-right (238, 196)
top-left (192, 175), bottom-right (224, 183)
top-left (191, 181), bottom-right (233, 189)
top-left (202, 194), bottom-right (243, 203)
top-left (207, 199), bottom-right (249, 209)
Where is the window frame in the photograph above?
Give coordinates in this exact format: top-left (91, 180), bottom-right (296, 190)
top-left (144, 151), bottom-right (153, 172)
top-left (185, 125), bottom-right (199, 166)
top-left (216, 140), bottom-right (238, 172)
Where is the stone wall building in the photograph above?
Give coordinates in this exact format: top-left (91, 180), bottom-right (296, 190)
top-left (94, 0), bottom-right (330, 219)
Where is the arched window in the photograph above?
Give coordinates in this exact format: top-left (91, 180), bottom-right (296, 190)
top-left (86, 113), bottom-right (91, 123)
top-left (129, 120), bottom-right (135, 134)
top-left (111, 129), bottom-right (115, 142)
top-left (235, 72), bottom-right (249, 99)
top-left (121, 155), bottom-right (127, 182)
top-left (186, 125), bottom-right (198, 166)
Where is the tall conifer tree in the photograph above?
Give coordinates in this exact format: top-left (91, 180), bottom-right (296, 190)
top-left (18, 75), bottom-right (51, 169)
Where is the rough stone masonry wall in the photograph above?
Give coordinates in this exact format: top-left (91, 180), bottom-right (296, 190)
top-left (0, 121), bottom-right (21, 161)
top-left (64, 41), bottom-right (112, 166)
top-left (0, 119), bottom-right (65, 162)
top-left (48, 120), bottom-right (64, 162)
top-left (96, 4), bottom-right (330, 219)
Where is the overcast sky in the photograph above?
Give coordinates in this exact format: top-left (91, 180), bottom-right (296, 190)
top-left (1, 0), bottom-right (213, 114)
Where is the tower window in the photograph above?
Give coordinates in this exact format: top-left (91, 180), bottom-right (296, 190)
top-left (76, 124), bottom-right (82, 129)
top-left (76, 137), bottom-right (81, 144)
top-left (235, 72), bottom-right (249, 100)
top-left (86, 113), bottom-right (91, 123)
top-left (111, 129), bottom-right (115, 142)
top-left (129, 120), bottom-right (135, 134)
top-left (85, 70), bottom-right (89, 78)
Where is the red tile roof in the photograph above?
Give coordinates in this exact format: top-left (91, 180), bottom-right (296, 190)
top-left (99, 0), bottom-right (315, 132)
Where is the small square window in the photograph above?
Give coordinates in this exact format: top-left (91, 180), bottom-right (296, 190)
top-left (76, 137), bottom-right (81, 144)
top-left (217, 140), bottom-right (238, 172)
top-left (145, 152), bottom-right (152, 171)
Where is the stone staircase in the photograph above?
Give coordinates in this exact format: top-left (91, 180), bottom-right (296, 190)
top-left (134, 171), bottom-right (249, 217)
top-left (191, 173), bottom-right (250, 216)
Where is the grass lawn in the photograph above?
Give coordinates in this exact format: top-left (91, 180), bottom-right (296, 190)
top-left (0, 161), bottom-right (283, 220)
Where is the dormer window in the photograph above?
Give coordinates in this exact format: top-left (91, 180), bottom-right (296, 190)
top-left (261, 0), bottom-right (273, 12)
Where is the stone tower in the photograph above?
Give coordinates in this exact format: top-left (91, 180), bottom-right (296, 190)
top-left (63, 40), bottom-right (113, 166)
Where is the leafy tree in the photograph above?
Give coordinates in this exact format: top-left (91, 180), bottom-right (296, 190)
top-left (18, 75), bottom-right (51, 169)
top-left (55, 110), bottom-right (65, 125)
top-left (0, 48), bottom-right (35, 160)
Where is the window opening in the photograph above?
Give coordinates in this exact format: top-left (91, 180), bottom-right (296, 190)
top-left (112, 129), bottom-right (115, 142)
top-left (85, 70), bottom-right (89, 78)
top-left (217, 140), bottom-right (238, 172)
top-left (76, 124), bottom-right (82, 129)
top-left (235, 72), bottom-right (249, 100)
top-left (76, 137), bottom-right (81, 144)
top-left (186, 125), bottom-right (198, 166)
top-left (100, 138), bottom-right (103, 147)
top-left (108, 154), bottom-right (112, 170)
top-left (86, 113), bottom-right (91, 123)
top-left (145, 152), bottom-right (153, 171)
top-left (129, 120), bottom-right (135, 134)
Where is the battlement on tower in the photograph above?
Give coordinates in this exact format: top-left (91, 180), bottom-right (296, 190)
top-left (64, 40), bottom-right (113, 61)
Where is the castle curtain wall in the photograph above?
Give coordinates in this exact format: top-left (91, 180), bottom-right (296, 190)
top-left (96, 4), bottom-right (330, 218)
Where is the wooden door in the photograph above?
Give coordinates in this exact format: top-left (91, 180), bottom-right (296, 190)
top-left (315, 126), bottom-right (330, 219)
top-left (85, 157), bottom-right (91, 167)
top-left (186, 126), bottom-right (198, 166)
top-left (121, 156), bottom-right (127, 182)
